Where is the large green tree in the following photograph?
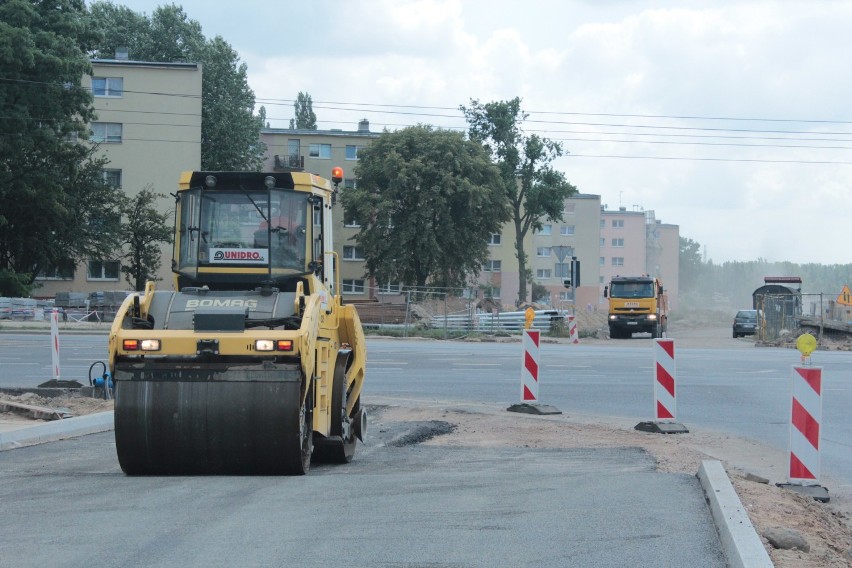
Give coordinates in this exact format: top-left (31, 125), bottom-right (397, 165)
top-left (461, 98), bottom-right (577, 306)
top-left (89, 3), bottom-right (265, 170)
top-left (0, 0), bottom-right (123, 296)
top-left (679, 236), bottom-right (703, 294)
top-left (342, 125), bottom-right (509, 290)
top-left (119, 187), bottom-right (173, 290)
top-left (289, 91), bottom-right (317, 129)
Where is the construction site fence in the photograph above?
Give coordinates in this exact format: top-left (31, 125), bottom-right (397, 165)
top-left (0, 291), bottom-right (131, 324)
top-left (755, 292), bottom-right (851, 341)
top-left (348, 286), bottom-right (573, 339)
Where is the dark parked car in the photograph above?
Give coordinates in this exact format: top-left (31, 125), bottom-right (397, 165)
top-left (733, 309), bottom-right (758, 338)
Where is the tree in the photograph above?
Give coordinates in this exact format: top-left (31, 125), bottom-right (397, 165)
top-left (679, 236), bottom-right (703, 294)
top-left (342, 125), bottom-right (509, 291)
top-left (0, 0), bottom-right (124, 296)
top-left (200, 36), bottom-right (265, 170)
top-left (88, 3), bottom-right (265, 170)
top-left (461, 98), bottom-right (577, 306)
top-left (289, 92), bottom-right (317, 129)
top-left (118, 187), bottom-right (173, 290)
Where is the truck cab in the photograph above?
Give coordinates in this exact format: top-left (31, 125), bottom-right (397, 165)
top-left (604, 276), bottom-right (668, 339)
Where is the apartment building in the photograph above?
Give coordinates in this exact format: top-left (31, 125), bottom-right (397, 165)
top-left (600, 207), bottom-right (680, 309)
top-left (35, 56), bottom-right (202, 297)
top-left (524, 194), bottom-right (602, 310)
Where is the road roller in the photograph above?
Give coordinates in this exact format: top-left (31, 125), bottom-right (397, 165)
top-left (108, 169), bottom-right (366, 475)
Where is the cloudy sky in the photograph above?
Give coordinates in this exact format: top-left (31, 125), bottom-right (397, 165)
top-left (117, 0), bottom-right (852, 265)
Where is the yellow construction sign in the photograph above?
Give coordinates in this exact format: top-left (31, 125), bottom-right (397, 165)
top-left (838, 285), bottom-right (852, 306)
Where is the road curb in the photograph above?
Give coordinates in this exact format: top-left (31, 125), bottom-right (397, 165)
top-left (0, 411), bottom-right (114, 451)
top-left (697, 460), bottom-right (774, 568)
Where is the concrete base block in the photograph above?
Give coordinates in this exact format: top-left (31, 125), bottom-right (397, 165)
top-left (634, 421), bottom-right (689, 434)
top-left (506, 403), bottom-right (562, 415)
top-left (776, 483), bottom-right (830, 503)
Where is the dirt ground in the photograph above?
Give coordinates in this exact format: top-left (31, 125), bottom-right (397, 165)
top-left (2, 321), bottom-right (851, 566)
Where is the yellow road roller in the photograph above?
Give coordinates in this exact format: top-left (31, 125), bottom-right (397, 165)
top-left (108, 169), bottom-right (366, 475)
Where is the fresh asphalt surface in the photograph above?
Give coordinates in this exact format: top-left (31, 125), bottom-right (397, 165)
top-left (5, 329), bottom-right (846, 566)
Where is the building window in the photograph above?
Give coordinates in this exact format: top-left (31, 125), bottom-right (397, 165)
top-left (600, 219), bottom-right (605, 228)
top-left (536, 224), bottom-right (552, 236)
top-left (559, 291), bottom-right (572, 301)
top-left (555, 263), bottom-right (570, 278)
top-left (102, 169), bottom-right (122, 188)
top-left (612, 219), bottom-right (624, 228)
top-left (536, 247), bottom-right (551, 257)
top-left (536, 268), bottom-right (552, 279)
top-left (612, 238), bottom-right (624, 247)
top-left (344, 178), bottom-right (357, 190)
top-left (560, 225), bottom-right (575, 236)
top-left (309, 143), bottom-right (331, 159)
top-left (91, 122), bottom-right (122, 143)
top-left (87, 260), bottom-right (120, 281)
top-left (377, 282), bottom-right (402, 294)
top-left (599, 256), bottom-right (605, 265)
top-left (483, 260), bottom-right (502, 272)
top-left (92, 77), bottom-right (123, 97)
top-left (342, 246), bottom-right (364, 260)
top-left (611, 257), bottom-right (624, 266)
top-left (600, 238), bottom-right (606, 247)
top-left (343, 211), bottom-right (360, 228)
top-left (482, 286), bottom-right (501, 299)
top-left (564, 203), bottom-right (576, 215)
top-left (345, 145), bottom-right (360, 160)
top-left (488, 233), bottom-right (501, 245)
top-left (36, 260), bottom-right (75, 280)
top-left (342, 279), bottom-right (365, 294)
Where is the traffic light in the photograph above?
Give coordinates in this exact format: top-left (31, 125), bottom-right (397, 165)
top-left (571, 257), bottom-right (580, 288)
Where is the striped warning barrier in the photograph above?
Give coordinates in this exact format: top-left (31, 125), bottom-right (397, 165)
top-left (50, 309), bottom-right (61, 381)
top-left (654, 338), bottom-right (676, 421)
top-left (567, 316), bottom-right (579, 344)
top-left (521, 329), bottom-right (540, 402)
top-left (788, 365), bottom-right (823, 484)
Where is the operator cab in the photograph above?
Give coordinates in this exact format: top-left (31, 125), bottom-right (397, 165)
top-left (173, 172), bottom-right (322, 291)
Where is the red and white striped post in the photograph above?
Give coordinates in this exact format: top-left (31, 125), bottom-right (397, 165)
top-left (50, 309), bottom-right (61, 381)
top-left (654, 338), bottom-right (676, 421)
top-left (788, 365), bottom-right (823, 484)
top-left (521, 329), bottom-right (540, 402)
top-left (567, 316), bottom-right (579, 344)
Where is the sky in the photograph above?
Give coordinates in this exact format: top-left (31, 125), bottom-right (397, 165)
top-left (114, 0), bottom-right (852, 265)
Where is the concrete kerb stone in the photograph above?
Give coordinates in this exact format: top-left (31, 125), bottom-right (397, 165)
top-left (0, 411), bottom-right (114, 451)
top-left (697, 460), bottom-right (774, 568)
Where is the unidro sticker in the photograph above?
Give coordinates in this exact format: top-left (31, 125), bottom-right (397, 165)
top-left (210, 248), bottom-right (268, 264)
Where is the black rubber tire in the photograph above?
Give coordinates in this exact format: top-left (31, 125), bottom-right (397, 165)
top-left (313, 352), bottom-right (358, 464)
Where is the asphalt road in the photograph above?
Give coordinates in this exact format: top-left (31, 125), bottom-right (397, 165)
top-left (0, 410), bottom-right (725, 568)
top-left (2, 331), bottom-right (850, 493)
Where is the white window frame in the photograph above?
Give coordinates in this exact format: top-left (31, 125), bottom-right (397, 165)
top-left (102, 169), bottom-right (122, 188)
top-left (483, 260), bottom-right (502, 272)
top-left (537, 224), bottom-right (552, 236)
top-left (599, 256), bottom-right (605, 266)
top-left (488, 233), bottom-right (501, 245)
top-left (342, 279), bottom-right (365, 294)
top-left (536, 247), bottom-right (551, 257)
top-left (612, 219), bottom-right (624, 228)
top-left (600, 238), bottom-right (606, 247)
top-left (536, 268), bottom-right (552, 279)
top-left (611, 257), bottom-right (624, 267)
top-left (91, 122), bottom-right (122, 143)
top-left (483, 286), bottom-right (501, 299)
top-left (345, 145), bottom-right (359, 160)
top-left (342, 245), bottom-right (365, 260)
top-left (377, 282), bottom-right (402, 295)
top-left (36, 261), bottom-right (75, 281)
top-left (92, 77), bottom-right (123, 97)
top-left (564, 203), bottom-right (576, 215)
top-left (560, 225), bottom-right (575, 236)
top-left (309, 143), bottom-right (332, 159)
top-left (612, 238), bottom-right (624, 247)
top-left (87, 259), bottom-right (121, 281)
